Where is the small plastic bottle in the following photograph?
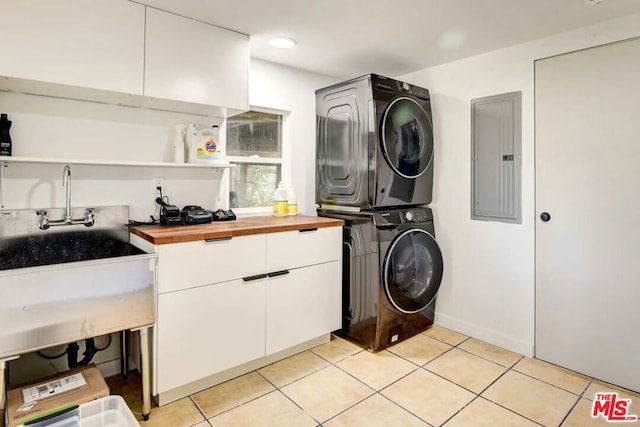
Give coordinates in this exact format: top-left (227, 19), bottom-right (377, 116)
top-left (173, 124), bottom-right (186, 163)
top-left (0, 113), bottom-right (12, 157)
top-left (287, 186), bottom-right (298, 216)
top-left (273, 181), bottom-right (288, 217)
top-left (185, 124), bottom-right (197, 163)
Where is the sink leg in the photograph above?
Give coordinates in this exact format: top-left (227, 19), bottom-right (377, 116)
top-left (0, 359), bottom-right (6, 412)
top-left (120, 330), bottom-right (129, 379)
top-left (138, 327), bottom-right (151, 421)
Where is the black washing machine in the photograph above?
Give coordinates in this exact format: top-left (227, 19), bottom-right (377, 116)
top-left (319, 207), bottom-right (443, 351)
top-left (316, 74), bottom-right (434, 210)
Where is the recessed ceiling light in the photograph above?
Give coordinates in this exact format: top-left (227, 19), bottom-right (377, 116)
top-left (584, 0), bottom-right (603, 5)
top-left (268, 37), bottom-right (296, 49)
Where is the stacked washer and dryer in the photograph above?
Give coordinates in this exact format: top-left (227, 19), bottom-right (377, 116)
top-left (316, 74), bottom-right (443, 351)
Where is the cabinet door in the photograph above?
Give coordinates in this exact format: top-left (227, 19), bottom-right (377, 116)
top-left (266, 261), bottom-right (341, 355)
top-left (144, 8), bottom-right (249, 110)
top-left (156, 278), bottom-right (266, 393)
top-left (0, 0), bottom-right (144, 94)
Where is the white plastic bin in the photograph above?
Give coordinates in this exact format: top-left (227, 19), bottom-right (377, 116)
top-left (78, 396), bottom-right (138, 427)
top-left (25, 396), bottom-right (138, 427)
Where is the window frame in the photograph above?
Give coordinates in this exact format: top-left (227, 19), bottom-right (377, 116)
top-left (226, 106), bottom-right (290, 215)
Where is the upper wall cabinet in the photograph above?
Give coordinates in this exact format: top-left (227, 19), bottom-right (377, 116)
top-left (0, 0), bottom-right (144, 95)
top-left (0, 3), bottom-right (249, 117)
top-left (144, 8), bottom-right (249, 112)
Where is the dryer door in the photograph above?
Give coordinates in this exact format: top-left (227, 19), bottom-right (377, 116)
top-left (383, 228), bottom-right (443, 313)
top-left (381, 97), bottom-right (433, 179)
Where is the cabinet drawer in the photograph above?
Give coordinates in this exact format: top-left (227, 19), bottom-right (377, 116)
top-left (157, 234), bottom-right (265, 294)
top-left (266, 226), bottom-right (341, 272)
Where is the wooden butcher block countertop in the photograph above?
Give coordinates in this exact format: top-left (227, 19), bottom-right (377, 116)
top-left (130, 215), bottom-right (344, 244)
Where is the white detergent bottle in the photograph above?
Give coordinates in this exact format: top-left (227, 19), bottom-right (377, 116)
top-left (173, 124), bottom-right (186, 163)
top-left (197, 125), bottom-right (223, 163)
top-left (273, 181), bottom-right (288, 217)
top-left (187, 125), bottom-right (223, 164)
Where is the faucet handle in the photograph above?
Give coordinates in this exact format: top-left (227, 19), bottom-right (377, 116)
top-left (84, 208), bottom-right (96, 227)
top-left (37, 210), bottom-right (50, 230)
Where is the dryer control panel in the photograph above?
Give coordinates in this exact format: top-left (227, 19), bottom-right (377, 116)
top-left (374, 207), bottom-right (433, 227)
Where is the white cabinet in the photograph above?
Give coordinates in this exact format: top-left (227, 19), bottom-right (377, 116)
top-left (266, 261), bottom-right (342, 355)
top-left (156, 278), bottom-right (265, 393)
top-left (144, 8), bottom-right (249, 111)
top-left (265, 227), bottom-right (342, 355)
top-left (0, 0), bottom-right (144, 94)
top-left (153, 225), bottom-right (342, 400)
top-left (0, 2), bottom-right (248, 116)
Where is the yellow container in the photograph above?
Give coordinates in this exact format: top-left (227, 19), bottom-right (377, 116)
top-left (273, 200), bottom-right (289, 217)
top-left (273, 181), bottom-right (288, 217)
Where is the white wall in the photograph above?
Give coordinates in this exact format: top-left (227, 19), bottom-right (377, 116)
top-left (249, 59), bottom-right (337, 215)
top-left (1, 60), bottom-right (335, 383)
top-left (399, 13), bottom-right (640, 356)
top-left (0, 92), bottom-right (225, 218)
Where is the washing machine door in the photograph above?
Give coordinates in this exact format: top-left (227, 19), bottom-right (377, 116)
top-left (381, 97), bottom-right (433, 179)
top-left (383, 228), bottom-right (443, 313)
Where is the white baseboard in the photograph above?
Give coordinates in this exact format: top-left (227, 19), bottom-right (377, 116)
top-left (435, 312), bottom-right (534, 357)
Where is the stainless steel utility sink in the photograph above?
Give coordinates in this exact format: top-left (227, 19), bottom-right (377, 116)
top-left (0, 230), bottom-right (146, 271)
top-left (0, 206), bottom-right (157, 360)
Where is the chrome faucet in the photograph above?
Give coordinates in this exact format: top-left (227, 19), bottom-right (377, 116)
top-left (37, 165), bottom-right (97, 230)
top-left (63, 165), bottom-right (72, 223)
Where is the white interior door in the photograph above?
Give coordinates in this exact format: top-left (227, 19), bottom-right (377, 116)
top-left (535, 38), bottom-right (640, 392)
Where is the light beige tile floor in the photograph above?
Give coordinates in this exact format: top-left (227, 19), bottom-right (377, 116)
top-left (105, 326), bottom-right (640, 427)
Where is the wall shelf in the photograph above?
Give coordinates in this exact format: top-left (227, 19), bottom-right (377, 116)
top-left (0, 156), bottom-right (234, 169)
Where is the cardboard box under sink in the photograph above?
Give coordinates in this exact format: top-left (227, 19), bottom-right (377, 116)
top-left (5, 364), bottom-right (109, 427)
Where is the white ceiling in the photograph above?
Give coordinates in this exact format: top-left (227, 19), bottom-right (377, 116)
top-left (135, 0), bottom-right (640, 79)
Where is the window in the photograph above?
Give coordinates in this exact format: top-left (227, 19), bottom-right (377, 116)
top-left (226, 110), bottom-right (284, 209)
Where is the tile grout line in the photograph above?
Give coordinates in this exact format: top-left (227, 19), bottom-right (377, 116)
top-left (557, 393), bottom-right (583, 427)
top-left (332, 353), bottom-right (420, 395)
top-left (186, 394), bottom-right (209, 426)
top-left (323, 335), bottom-right (481, 426)
top-left (386, 338), bottom-right (458, 368)
top-left (479, 359), bottom-right (594, 426)
top-left (555, 377), bottom-right (597, 427)
top-left (508, 367), bottom-right (591, 398)
top-left (453, 344), bottom-right (524, 369)
top-left (257, 362), bottom-right (329, 425)
top-left (380, 349), bottom-right (547, 427)
top-left (259, 368), bottom-right (324, 426)
top-left (196, 340), bottom-right (365, 425)
top-left (315, 341), bottom-right (418, 425)
top-left (470, 365), bottom-right (547, 427)
top-left (193, 384), bottom-right (275, 421)
top-left (317, 392), bottom-right (377, 426)
top-left (440, 394), bottom-right (484, 427)
top-left (376, 391), bottom-right (436, 427)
